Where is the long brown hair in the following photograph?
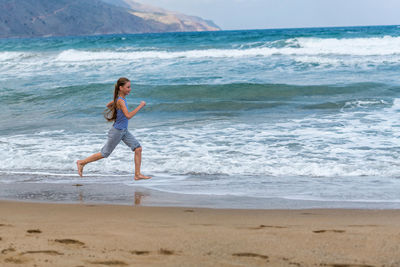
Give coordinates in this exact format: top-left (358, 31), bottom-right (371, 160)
top-left (104, 77), bottom-right (130, 122)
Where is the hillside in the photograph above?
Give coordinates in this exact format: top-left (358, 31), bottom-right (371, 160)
top-left (102, 0), bottom-right (220, 31)
top-left (0, 0), bottom-right (220, 38)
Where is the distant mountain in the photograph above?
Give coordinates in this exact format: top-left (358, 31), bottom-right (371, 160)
top-left (102, 0), bottom-right (220, 31)
top-left (0, 0), bottom-right (220, 38)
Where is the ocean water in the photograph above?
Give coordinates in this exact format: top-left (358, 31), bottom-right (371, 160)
top-left (1, 26), bottom-right (400, 205)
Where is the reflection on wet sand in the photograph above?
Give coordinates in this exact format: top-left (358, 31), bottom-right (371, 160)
top-left (74, 185), bottom-right (149, 206)
top-left (134, 191), bottom-right (146, 205)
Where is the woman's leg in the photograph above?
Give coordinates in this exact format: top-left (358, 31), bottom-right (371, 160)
top-left (134, 147), bottom-right (151, 180)
top-left (77, 127), bottom-right (123, 177)
top-left (76, 153), bottom-right (104, 177)
top-left (122, 130), bottom-right (151, 180)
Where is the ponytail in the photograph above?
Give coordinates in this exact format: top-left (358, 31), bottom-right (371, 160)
top-left (104, 77), bottom-right (130, 122)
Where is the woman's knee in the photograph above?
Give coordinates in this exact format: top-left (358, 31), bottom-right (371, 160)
top-left (101, 151), bottom-right (111, 158)
top-left (101, 148), bottom-right (112, 158)
top-left (134, 146), bottom-right (142, 153)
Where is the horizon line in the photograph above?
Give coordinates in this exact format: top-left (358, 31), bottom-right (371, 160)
top-left (221, 23), bottom-right (400, 32)
top-left (1, 23), bottom-right (399, 40)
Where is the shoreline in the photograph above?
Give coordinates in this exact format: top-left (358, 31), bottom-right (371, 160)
top-left (1, 200), bottom-right (400, 266)
top-left (1, 182), bottom-right (400, 210)
top-left (2, 181), bottom-right (400, 210)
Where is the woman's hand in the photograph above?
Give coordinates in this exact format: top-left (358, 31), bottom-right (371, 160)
top-left (106, 100), bottom-right (114, 109)
top-left (122, 101), bottom-right (146, 119)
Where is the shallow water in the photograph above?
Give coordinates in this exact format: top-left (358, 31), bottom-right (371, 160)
top-left (1, 26), bottom-right (400, 205)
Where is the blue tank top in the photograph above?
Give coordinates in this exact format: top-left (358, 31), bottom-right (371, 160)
top-left (113, 97), bottom-right (128, 130)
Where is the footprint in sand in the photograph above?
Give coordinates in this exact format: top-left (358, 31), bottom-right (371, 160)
top-left (280, 257), bottom-right (302, 266)
top-left (2, 247), bottom-right (16, 254)
top-left (130, 250), bottom-right (150, 255)
top-left (4, 257), bottom-right (29, 264)
top-left (232, 252), bottom-right (269, 260)
top-left (21, 250), bottom-right (64, 255)
top-left (184, 209), bottom-right (194, 212)
top-left (313, 229), bottom-right (346, 233)
top-left (54, 238), bottom-right (85, 245)
top-left (158, 248), bottom-right (175, 255)
top-left (238, 224), bottom-right (287, 230)
top-left (27, 229), bottom-right (42, 234)
top-left (256, 225), bottom-right (287, 229)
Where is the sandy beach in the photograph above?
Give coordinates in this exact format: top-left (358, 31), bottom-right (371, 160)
top-left (3, 24), bottom-right (400, 267)
top-left (0, 201), bottom-right (399, 266)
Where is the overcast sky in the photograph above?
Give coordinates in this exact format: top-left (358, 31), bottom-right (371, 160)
top-left (137, 0), bottom-right (400, 30)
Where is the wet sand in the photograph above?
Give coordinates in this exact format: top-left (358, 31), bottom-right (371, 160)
top-left (1, 200), bottom-right (400, 266)
top-left (2, 182), bottom-right (400, 209)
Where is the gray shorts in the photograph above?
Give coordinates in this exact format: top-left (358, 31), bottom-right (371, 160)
top-left (101, 127), bottom-right (141, 158)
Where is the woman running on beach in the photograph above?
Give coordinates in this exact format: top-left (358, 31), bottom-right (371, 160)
top-left (76, 77), bottom-right (151, 181)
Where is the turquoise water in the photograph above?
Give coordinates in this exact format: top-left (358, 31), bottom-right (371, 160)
top-left (1, 26), bottom-right (400, 204)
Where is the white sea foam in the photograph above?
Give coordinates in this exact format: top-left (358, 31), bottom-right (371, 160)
top-left (4, 35), bottom-right (400, 65)
top-left (0, 51), bottom-right (37, 62)
top-left (291, 36), bottom-right (400, 56)
top-left (0, 52), bottom-right (23, 60)
top-left (51, 36), bottom-right (400, 62)
top-left (342, 99), bottom-right (389, 109)
top-left (2, 36), bottom-right (400, 87)
top-left (1, 99), bottom-right (400, 202)
top-left (292, 55), bottom-right (400, 68)
top-left (1, 98), bottom-right (400, 179)
top-left (54, 48), bottom-right (277, 61)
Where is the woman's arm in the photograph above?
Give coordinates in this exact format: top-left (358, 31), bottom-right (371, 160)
top-left (106, 100), bottom-right (114, 109)
top-left (118, 99), bottom-right (146, 119)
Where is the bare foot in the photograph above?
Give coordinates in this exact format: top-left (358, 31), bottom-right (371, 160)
top-left (134, 174), bottom-right (151, 181)
top-left (76, 160), bottom-right (85, 177)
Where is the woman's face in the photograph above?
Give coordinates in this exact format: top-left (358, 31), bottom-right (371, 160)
top-left (120, 81), bottom-right (131, 95)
